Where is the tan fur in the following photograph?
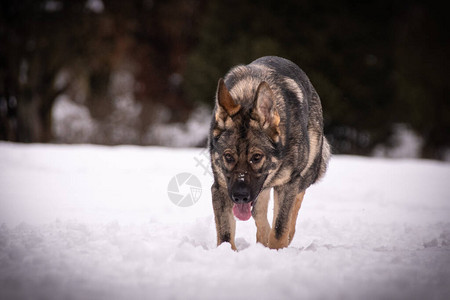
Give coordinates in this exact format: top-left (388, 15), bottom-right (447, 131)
top-left (249, 106), bottom-right (280, 143)
top-left (229, 77), bottom-right (260, 102)
top-left (247, 63), bottom-right (273, 73)
top-left (249, 119), bottom-right (260, 128)
top-left (213, 128), bottom-right (221, 137)
top-left (252, 189), bottom-right (271, 246)
top-left (318, 137), bottom-right (331, 180)
top-left (288, 191), bottom-right (305, 243)
top-left (266, 166), bottom-right (291, 187)
top-left (284, 77), bottom-right (304, 104)
top-left (224, 116), bottom-right (234, 129)
top-left (270, 111), bottom-right (281, 143)
top-left (254, 82), bottom-right (281, 142)
top-left (268, 228), bottom-right (290, 250)
top-left (215, 211), bottom-right (236, 250)
top-left (272, 110), bottom-right (281, 127)
top-left (227, 213), bottom-right (237, 250)
top-left (228, 64), bottom-right (273, 102)
top-left (272, 189), bottom-right (280, 232)
top-left (212, 189), bottom-right (237, 250)
top-left (301, 128), bottom-right (320, 177)
top-left (267, 190), bottom-right (289, 249)
top-left (217, 78), bottom-right (241, 116)
top-left (267, 190), bottom-right (305, 250)
top-left (211, 161), bottom-right (228, 187)
top-left (215, 110), bottom-right (225, 128)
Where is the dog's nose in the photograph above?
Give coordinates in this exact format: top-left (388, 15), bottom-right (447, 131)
top-left (231, 181), bottom-right (251, 203)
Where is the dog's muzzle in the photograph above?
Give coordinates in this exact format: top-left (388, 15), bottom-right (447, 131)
top-left (229, 172), bottom-right (254, 221)
top-left (231, 180), bottom-right (252, 204)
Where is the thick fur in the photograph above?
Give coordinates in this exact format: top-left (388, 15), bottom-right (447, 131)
top-left (209, 56), bottom-right (331, 250)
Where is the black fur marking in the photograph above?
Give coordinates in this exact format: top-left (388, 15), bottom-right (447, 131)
top-left (221, 232), bottom-right (231, 243)
top-left (274, 215), bottom-right (286, 239)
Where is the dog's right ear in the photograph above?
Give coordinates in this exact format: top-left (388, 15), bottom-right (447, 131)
top-left (215, 78), bottom-right (241, 120)
top-left (253, 81), bottom-right (280, 142)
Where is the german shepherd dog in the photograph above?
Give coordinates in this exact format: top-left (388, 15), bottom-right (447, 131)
top-left (209, 56), bottom-right (331, 250)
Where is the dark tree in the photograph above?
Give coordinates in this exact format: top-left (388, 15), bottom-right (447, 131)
top-left (0, 0), bottom-right (115, 142)
top-left (184, 0), bottom-right (449, 158)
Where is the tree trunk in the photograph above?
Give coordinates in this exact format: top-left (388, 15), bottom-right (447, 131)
top-left (16, 94), bottom-right (55, 143)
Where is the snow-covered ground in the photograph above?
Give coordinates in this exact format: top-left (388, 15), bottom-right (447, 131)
top-left (0, 142), bottom-right (449, 300)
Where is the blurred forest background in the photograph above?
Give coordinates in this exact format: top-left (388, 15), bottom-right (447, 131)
top-left (0, 0), bottom-right (448, 159)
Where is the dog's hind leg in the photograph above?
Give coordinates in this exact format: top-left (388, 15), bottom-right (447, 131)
top-left (252, 189), bottom-right (271, 246)
top-left (268, 184), bottom-right (300, 250)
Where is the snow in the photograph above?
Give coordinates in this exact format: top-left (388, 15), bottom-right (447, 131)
top-left (372, 123), bottom-right (424, 159)
top-left (145, 105), bottom-right (211, 147)
top-left (52, 95), bottom-right (98, 143)
top-left (85, 0), bottom-right (104, 13)
top-left (52, 93), bottom-right (210, 146)
top-left (0, 142), bottom-right (449, 300)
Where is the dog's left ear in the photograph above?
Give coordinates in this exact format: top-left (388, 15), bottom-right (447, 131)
top-left (216, 78), bottom-right (241, 117)
top-left (213, 79), bottom-right (241, 136)
top-left (254, 81), bottom-right (280, 140)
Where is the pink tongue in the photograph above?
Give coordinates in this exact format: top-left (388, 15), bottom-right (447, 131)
top-left (232, 203), bottom-right (252, 221)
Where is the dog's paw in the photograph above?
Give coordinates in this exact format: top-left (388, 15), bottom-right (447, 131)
top-left (268, 230), bottom-right (289, 250)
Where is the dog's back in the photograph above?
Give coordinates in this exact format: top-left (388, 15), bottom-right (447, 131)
top-left (223, 56), bottom-right (330, 190)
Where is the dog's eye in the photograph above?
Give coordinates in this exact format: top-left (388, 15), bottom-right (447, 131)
top-left (250, 153), bottom-right (263, 164)
top-left (224, 153), bottom-right (235, 163)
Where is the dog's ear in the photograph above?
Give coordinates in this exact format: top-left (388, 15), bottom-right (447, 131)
top-left (254, 81), bottom-right (280, 140)
top-left (216, 78), bottom-right (241, 118)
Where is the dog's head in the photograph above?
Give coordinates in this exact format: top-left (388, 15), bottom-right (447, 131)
top-left (210, 79), bottom-right (282, 220)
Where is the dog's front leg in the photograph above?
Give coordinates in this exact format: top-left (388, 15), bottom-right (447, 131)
top-left (268, 183), bottom-right (300, 250)
top-left (211, 184), bottom-right (236, 250)
top-left (252, 188), bottom-right (271, 246)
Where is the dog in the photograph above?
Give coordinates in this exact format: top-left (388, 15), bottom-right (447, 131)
top-left (209, 56), bottom-right (331, 250)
